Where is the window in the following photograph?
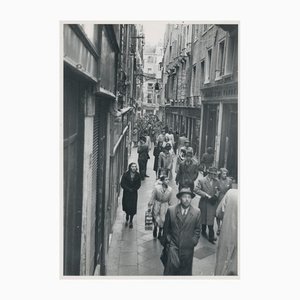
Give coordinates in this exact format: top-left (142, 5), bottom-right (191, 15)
top-left (147, 93), bottom-right (152, 103)
top-left (206, 48), bottom-right (212, 82)
top-left (181, 61), bottom-right (186, 78)
top-left (81, 23), bottom-right (95, 44)
top-left (200, 60), bottom-right (205, 85)
top-left (225, 34), bottom-right (236, 75)
top-left (192, 65), bottom-right (197, 96)
top-left (217, 40), bottom-right (225, 78)
top-left (148, 83), bottom-right (153, 89)
top-left (187, 26), bottom-right (190, 44)
top-left (193, 25), bottom-right (199, 42)
top-left (147, 68), bottom-right (152, 73)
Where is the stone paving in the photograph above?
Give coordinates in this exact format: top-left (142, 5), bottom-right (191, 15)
top-left (106, 144), bottom-right (220, 276)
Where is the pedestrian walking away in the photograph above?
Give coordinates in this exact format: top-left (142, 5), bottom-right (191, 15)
top-left (200, 147), bottom-right (214, 176)
top-left (132, 127), bottom-right (138, 147)
top-left (137, 136), bottom-right (150, 180)
top-left (143, 131), bottom-right (152, 177)
top-left (180, 138), bottom-right (193, 155)
top-left (175, 149), bottom-right (199, 191)
top-left (156, 128), bottom-right (166, 144)
top-left (194, 166), bottom-right (220, 244)
top-left (158, 143), bottom-right (173, 180)
top-left (161, 187), bottom-right (201, 275)
top-left (165, 128), bottom-right (175, 146)
top-left (173, 130), bottom-right (179, 154)
top-left (177, 133), bottom-right (187, 152)
top-left (215, 189), bottom-right (238, 276)
top-left (153, 141), bottom-right (164, 178)
top-left (216, 168), bottom-right (233, 236)
top-left (121, 163), bottom-right (142, 229)
top-left (148, 175), bottom-right (173, 239)
top-left (163, 135), bottom-right (174, 156)
top-left (175, 148), bottom-right (186, 174)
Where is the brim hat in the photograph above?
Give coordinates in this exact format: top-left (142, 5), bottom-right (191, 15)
top-left (176, 187), bottom-right (196, 199)
top-left (186, 149), bottom-right (193, 155)
top-left (208, 166), bottom-right (218, 175)
top-left (219, 167), bottom-right (228, 174)
top-left (159, 175), bottom-right (166, 181)
top-left (164, 143), bottom-right (171, 150)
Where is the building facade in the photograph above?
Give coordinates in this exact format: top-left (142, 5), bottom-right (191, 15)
top-left (162, 24), bottom-right (202, 156)
top-left (138, 44), bottom-right (163, 119)
top-left (63, 23), bottom-right (142, 276)
top-left (161, 24), bottom-right (238, 180)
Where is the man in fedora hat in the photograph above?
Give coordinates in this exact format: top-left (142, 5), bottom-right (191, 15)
top-left (162, 187), bottom-right (201, 275)
top-left (175, 149), bottom-right (199, 191)
top-left (180, 138), bottom-right (193, 154)
top-left (194, 166), bottom-right (220, 244)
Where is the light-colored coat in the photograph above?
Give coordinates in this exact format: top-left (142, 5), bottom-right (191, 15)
top-left (158, 152), bottom-right (173, 180)
top-left (215, 189), bottom-right (238, 275)
top-left (194, 175), bottom-right (220, 226)
top-left (148, 182), bottom-right (172, 228)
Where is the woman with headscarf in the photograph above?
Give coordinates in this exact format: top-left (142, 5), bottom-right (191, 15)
top-left (121, 162), bottom-right (142, 229)
top-left (215, 189), bottom-right (238, 276)
top-left (216, 168), bottom-right (233, 235)
top-left (148, 175), bottom-right (173, 239)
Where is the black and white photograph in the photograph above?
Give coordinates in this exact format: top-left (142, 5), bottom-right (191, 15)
top-left (62, 22), bottom-right (238, 277)
top-left (2, 0), bottom-right (300, 298)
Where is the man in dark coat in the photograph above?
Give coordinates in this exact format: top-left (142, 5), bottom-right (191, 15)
top-left (194, 166), bottom-right (220, 244)
top-left (200, 147), bottom-right (214, 176)
top-left (162, 187), bottom-right (201, 275)
top-left (137, 136), bottom-right (149, 180)
top-left (175, 150), bottom-right (199, 191)
top-left (121, 162), bottom-right (141, 229)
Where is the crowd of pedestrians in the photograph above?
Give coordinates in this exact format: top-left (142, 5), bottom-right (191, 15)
top-left (120, 115), bottom-right (238, 276)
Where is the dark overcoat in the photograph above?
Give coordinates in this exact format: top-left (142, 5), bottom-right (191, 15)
top-left (153, 145), bottom-right (163, 172)
top-left (195, 176), bottom-right (220, 226)
top-left (137, 144), bottom-right (149, 161)
top-left (162, 204), bottom-right (201, 275)
top-left (121, 171), bottom-right (141, 216)
top-left (175, 158), bottom-right (199, 189)
top-left (217, 177), bottom-right (233, 207)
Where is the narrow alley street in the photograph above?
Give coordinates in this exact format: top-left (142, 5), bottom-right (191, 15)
top-left (63, 23), bottom-right (239, 277)
top-left (106, 144), bottom-right (218, 276)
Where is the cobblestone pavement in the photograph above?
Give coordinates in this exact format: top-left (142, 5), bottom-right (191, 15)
top-left (106, 145), bottom-right (219, 276)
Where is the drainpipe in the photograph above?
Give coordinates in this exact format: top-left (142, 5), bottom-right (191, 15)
top-left (215, 102), bottom-right (223, 168)
top-left (198, 104), bottom-right (204, 161)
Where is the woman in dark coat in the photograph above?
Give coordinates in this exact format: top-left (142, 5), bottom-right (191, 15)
top-left (121, 162), bottom-right (141, 228)
top-left (153, 141), bottom-right (163, 178)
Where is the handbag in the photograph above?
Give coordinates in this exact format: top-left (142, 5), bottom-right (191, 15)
top-left (145, 210), bottom-right (153, 230)
top-left (209, 195), bottom-right (218, 205)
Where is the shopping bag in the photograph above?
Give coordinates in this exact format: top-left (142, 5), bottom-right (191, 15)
top-left (145, 210), bottom-right (153, 230)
